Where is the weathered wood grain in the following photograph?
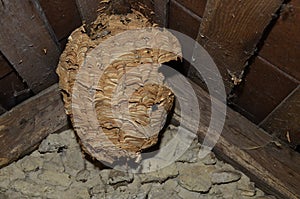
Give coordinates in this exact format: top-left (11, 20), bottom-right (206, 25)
top-left (172, 79), bottom-right (300, 199)
top-left (39, 0), bottom-right (82, 41)
top-left (169, 0), bottom-right (202, 39)
top-left (260, 0), bottom-right (300, 81)
top-left (189, 0), bottom-right (284, 92)
top-left (261, 86), bottom-right (300, 148)
top-left (0, 84), bottom-right (68, 168)
top-left (0, 0), bottom-right (61, 93)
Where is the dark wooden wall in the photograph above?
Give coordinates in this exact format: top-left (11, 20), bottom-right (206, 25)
top-left (0, 0), bottom-right (299, 147)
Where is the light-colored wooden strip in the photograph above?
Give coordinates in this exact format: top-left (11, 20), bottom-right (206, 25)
top-left (0, 84), bottom-right (68, 168)
top-left (0, 0), bottom-right (61, 93)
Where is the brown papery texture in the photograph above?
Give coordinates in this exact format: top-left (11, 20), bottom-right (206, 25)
top-left (56, 10), bottom-right (181, 164)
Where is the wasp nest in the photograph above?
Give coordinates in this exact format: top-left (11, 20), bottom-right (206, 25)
top-left (56, 10), bottom-right (181, 164)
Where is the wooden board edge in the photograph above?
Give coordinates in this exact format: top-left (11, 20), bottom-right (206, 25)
top-left (0, 84), bottom-right (69, 168)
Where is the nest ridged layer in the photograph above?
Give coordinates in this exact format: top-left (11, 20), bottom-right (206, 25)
top-left (56, 10), bottom-right (181, 164)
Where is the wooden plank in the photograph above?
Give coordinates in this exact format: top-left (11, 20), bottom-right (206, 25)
top-left (260, 0), bottom-right (300, 80)
top-left (0, 0), bottom-right (61, 93)
top-left (153, 0), bottom-right (169, 26)
top-left (0, 84), bottom-right (68, 168)
top-left (39, 0), bottom-right (82, 40)
top-left (189, 0), bottom-right (284, 92)
top-left (0, 53), bottom-right (12, 79)
top-left (172, 79), bottom-right (300, 199)
top-left (169, 0), bottom-right (202, 39)
top-left (175, 0), bottom-right (207, 17)
top-left (261, 86), bottom-right (300, 148)
top-left (75, 0), bottom-right (108, 24)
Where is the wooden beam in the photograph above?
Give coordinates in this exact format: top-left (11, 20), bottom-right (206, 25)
top-left (75, 0), bottom-right (101, 24)
top-left (175, 0), bottom-right (207, 17)
top-left (153, 0), bottom-right (169, 27)
top-left (0, 0), bottom-right (60, 93)
top-left (38, 0), bottom-right (82, 41)
top-left (0, 84), bottom-right (69, 168)
top-left (172, 79), bottom-right (300, 199)
top-left (169, 0), bottom-right (202, 39)
top-left (188, 0), bottom-right (284, 92)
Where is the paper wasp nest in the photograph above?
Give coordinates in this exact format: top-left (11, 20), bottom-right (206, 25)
top-left (56, 10), bottom-right (181, 164)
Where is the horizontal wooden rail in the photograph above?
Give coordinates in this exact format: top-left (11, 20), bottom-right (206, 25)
top-left (0, 84), bottom-right (68, 168)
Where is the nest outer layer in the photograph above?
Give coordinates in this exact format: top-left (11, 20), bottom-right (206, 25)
top-left (56, 10), bottom-right (182, 164)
